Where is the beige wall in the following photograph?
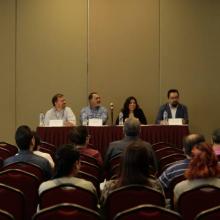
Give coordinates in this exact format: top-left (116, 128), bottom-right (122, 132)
top-left (0, 0), bottom-right (220, 143)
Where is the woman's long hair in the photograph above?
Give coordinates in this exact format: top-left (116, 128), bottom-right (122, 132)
top-left (117, 141), bottom-right (152, 187)
top-left (53, 144), bottom-right (80, 178)
top-left (121, 96), bottom-right (140, 118)
top-left (185, 142), bottom-right (220, 179)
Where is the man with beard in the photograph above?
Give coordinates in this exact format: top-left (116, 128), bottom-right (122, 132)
top-left (155, 89), bottom-right (188, 124)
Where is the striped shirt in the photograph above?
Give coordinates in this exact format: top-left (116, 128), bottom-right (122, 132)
top-left (159, 159), bottom-right (190, 189)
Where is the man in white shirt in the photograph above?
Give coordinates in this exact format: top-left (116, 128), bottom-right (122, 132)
top-left (155, 89), bottom-right (189, 124)
top-left (44, 93), bottom-right (76, 126)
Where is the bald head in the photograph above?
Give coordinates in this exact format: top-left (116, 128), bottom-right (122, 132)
top-left (183, 133), bottom-right (205, 156)
top-left (123, 117), bottom-right (141, 137)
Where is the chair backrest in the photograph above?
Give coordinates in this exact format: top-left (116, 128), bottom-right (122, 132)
top-left (0, 183), bottom-right (25, 220)
top-left (0, 142), bottom-right (18, 156)
top-left (195, 205), bottom-right (220, 220)
top-left (38, 147), bottom-right (55, 160)
top-left (104, 184), bottom-right (165, 220)
top-left (3, 162), bottom-right (45, 182)
top-left (0, 169), bottom-right (40, 220)
top-left (155, 147), bottom-right (184, 161)
top-left (0, 147), bottom-right (11, 160)
top-left (177, 184), bottom-right (220, 220)
top-left (152, 142), bottom-right (174, 151)
top-left (107, 154), bottom-right (122, 180)
top-left (39, 183), bottom-right (98, 210)
top-left (113, 204), bottom-right (182, 220)
top-left (40, 141), bottom-right (56, 153)
top-left (0, 209), bottom-right (15, 220)
top-left (80, 160), bottom-right (101, 179)
top-left (77, 171), bottom-right (100, 196)
top-left (80, 152), bottom-right (100, 167)
top-left (33, 203), bottom-right (101, 220)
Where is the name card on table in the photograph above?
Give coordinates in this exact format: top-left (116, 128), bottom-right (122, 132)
top-left (168, 118), bottom-right (183, 125)
top-left (49, 120), bottom-right (63, 127)
top-left (88, 118), bottom-right (103, 126)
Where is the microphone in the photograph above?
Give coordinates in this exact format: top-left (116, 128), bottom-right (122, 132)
top-left (110, 102), bottom-right (114, 125)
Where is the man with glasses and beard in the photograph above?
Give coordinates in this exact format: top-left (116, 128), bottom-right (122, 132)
top-left (155, 89), bottom-right (189, 124)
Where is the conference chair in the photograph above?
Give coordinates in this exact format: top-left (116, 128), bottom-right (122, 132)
top-left (0, 147), bottom-right (11, 160)
top-left (0, 169), bottom-right (40, 220)
top-left (0, 142), bottom-right (18, 156)
top-left (33, 203), bottom-right (101, 220)
top-left (113, 204), bottom-right (183, 220)
top-left (2, 161), bottom-right (45, 182)
top-left (39, 183), bottom-right (98, 211)
top-left (152, 142), bottom-right (174, 151)
top-left (0, 209), bottom-right (15, 220)
top-left (80, 160), bottom-right (101, 180)
top-left (104, 184), bottom-right (165, 220)
top-left (0, 183), bottom-right (25, 220)
top-left (155, 147), bottom-right (184, 161)
top-left (177, 185), bottom-right (220, 220)
top-left (106, 154), bottom-right (122, 180)
top-left (80, 152), bottom-right (101, 167)
top-left (195, 205), bottom-right (220, 220)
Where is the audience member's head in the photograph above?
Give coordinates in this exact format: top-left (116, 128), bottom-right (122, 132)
top-left (183, 134), bottom-right (205, 157)
top-left (15, 125), bottom-right (33, 150)
top-left (123, 117), bottom-right (140, 137)
top-left (54, 144), bottom-right (80, 178)
top-left (185, 142), bottom-right (220, 179)
top-left (212, 128), bottom-right (220, 145)
top-left (69, 126), bottom-right (89, 146)
top-left (118, 141), bottom-right (153, 187)
top-left (32, 131), bottom-right (41, 151)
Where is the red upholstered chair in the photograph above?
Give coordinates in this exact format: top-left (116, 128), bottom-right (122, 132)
top-left (77, 171), bottom-right (100, 195)
top-left (39, 183), bottom-right (98, 210)
top-left (0, 209), bottom-right (15, 220)
top-left (177, 185), bottom-right (220, 220)
top-left (80, 152), bottom-right (101, 167)
top-left (104, 184), bottom-right (165, 220)
top-left (155, 147), bottom-right (184, 161)
top-left (38, 147), bottom-right (55, 160)
top-left (152, 142), bottom-right (174, 151)
top-left (33, 203), bottom-right (101, 220)
top-left (0, 142), bottom-right (18, 156)
top-left (106, 154), bottom-right (122, 180)
top-left (0, 147), bottom-right (11, 160)
top-left (113, 204), bottom-right (182, 220)
top-left (40, 141), bottom-right (56, 153)
top-left (0, 183), bottom-right (25, 220)
top-left (0, 169), bottom-right (40, 220)
top-left (195, 205), bottom-right (220, 220)
top-left (80, 160), bottom-right (101, 180)
top-left (2, 162), bottom-right (45, 182)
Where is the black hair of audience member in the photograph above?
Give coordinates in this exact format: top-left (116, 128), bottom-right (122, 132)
top-left (117, 141), bottom-right (153, 187)
top-left (212, 128), bottom-right (220, 144)
top-left (183, 134), bottom-right (205, 157)
top-left (53, 144), bottom-right (80, 179)
top-left (32, 131), bottom-right (41, 151)
top-left (15, 125), bottom-right (33, 150)
top-left (69, 126), bottom-right (88, 146)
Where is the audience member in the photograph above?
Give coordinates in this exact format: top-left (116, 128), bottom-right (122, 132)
top-left (4, 125), bottom-right (52, 180)
top-left (69, 126), bottom-right (103, 166)
top-left (39, 144), bottom-right (97, 195)
top-left (212, 128), bottom-right (220, 157)
top-left (101, 141), bottom-right (164, 204)
top-left (159, 134), bottom-right (205, 189)
top-left (174, 142), bottom-right (220, 205)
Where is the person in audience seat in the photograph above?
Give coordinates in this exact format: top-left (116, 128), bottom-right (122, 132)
top-left (212, 128), bottom-right (220, 158)
top-left (69, 126), bottom-right (103, 167)
top-left (3, 125), bottom-right (52, 180)
top-left (39, 144), bottom-right (97, 195)
top-left (159, 134), bottom-right (205, 189)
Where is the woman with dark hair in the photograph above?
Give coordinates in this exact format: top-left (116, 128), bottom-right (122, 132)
top-left (116, 96), bottom-right (147, 125)
top-left (38, 144), bottom-right (97, 195)
top-left (174, 142), bottom-right (220, 205)
top-left (101, 141), bottom-right (163, 203)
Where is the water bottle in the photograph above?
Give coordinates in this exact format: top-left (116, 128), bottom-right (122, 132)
top-left (39, 113), bottom-right (45, 127)
top-left (82, 113), bottom-right (88, 126)
top-left (163, 110), bottom-right (168, 125)
top-left (119, 112), bottom-right (124, 125)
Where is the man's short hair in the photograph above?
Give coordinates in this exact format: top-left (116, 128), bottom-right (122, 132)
top-left (123, 117), bottom-right (141, 136)
top-left (15, 125), bottom-right (33, 150)
top-left (52, 93), bottom-right (64, 106)
top-left (69, 126), bottom-right (88, 145)
top-left (88, 92), bottom-right (97, 100)
top-left (183, 134), bottom-right (205, 156)
top-left (167, 89), bottom-right (179, 98)
top-left (212, 128), bottom-right (220, 144)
